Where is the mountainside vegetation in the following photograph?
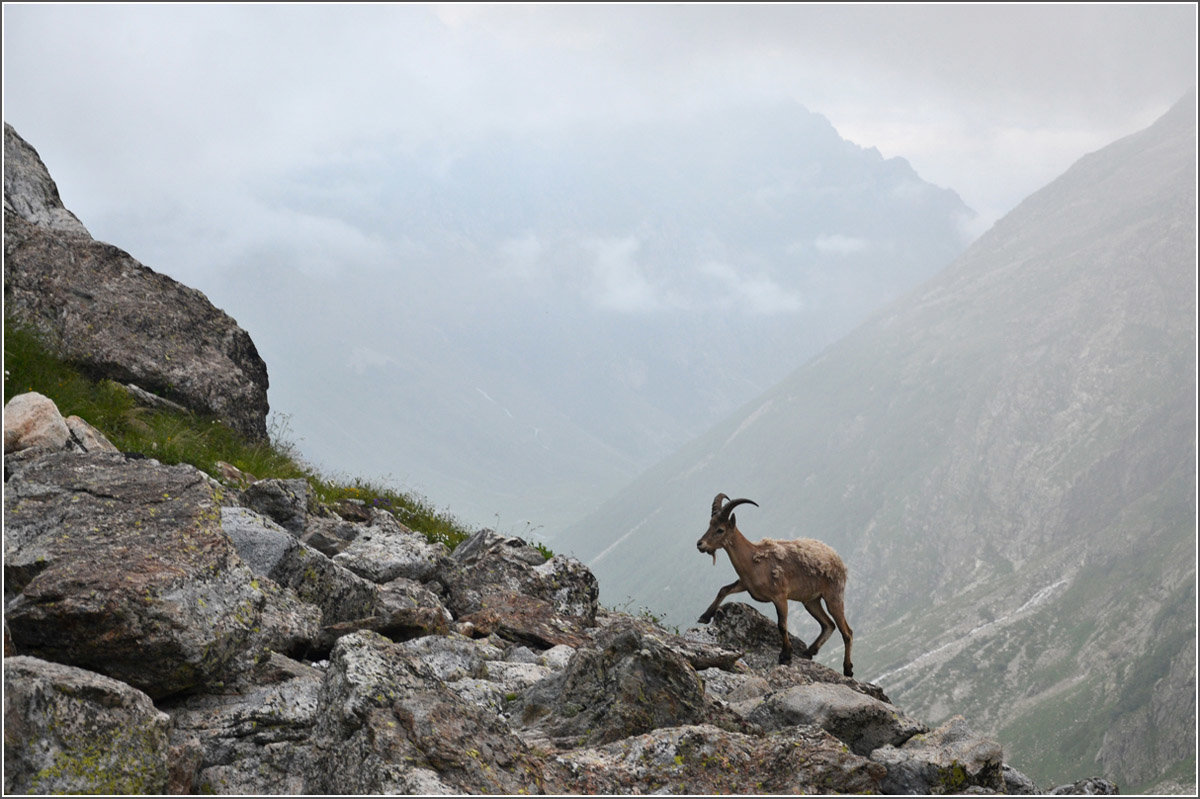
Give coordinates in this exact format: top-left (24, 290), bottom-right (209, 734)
top-left (557, 92), bottom-right (1197, 793)
top-left (3, 316), bottom-right (478, 555)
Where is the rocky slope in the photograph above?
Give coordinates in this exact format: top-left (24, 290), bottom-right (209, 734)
top-left (4, 122), bottom-right (270, 441)
top-left (558, 91), bottom-right (1197, 793)
top-left (3, 392), bottom-right (1117, 794)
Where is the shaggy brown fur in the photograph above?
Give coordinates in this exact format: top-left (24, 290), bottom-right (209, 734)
top-left (696, 494), bottom-right (854, 676)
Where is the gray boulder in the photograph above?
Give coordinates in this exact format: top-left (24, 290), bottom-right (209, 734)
top-left (1049, 776), bottom-right (1121, 794)
top-left (298, 514), bottom-right (361, 556)
top-left (333, 508), bottom-right (449, 583)
top-left (1004, 763), bottom-right (1042, 794)
top-left (4, 655), bottom-right (171, 795)
top-left (746, 681), bottom-right (927, 755)
top-left (304, 631), bottom-right (547, 794)
top-left (269, 539), bottom-right (381, 627)
top-left (3, 123), bottom-right (270, 441)
top-left (3, 392), bottom-right (120, 457)
top-left (442, 529), bottom-right (599, 648)
top-left (3, 122), bottom-right (89, 235)
top-left (705, 601), bottom-right (809, 670)
top-left (239, 478), bottom-right (311, 535)
top-left (444, 528), bottom-right (597, 619)
top-left (869, 714), bottom-right (1006, 794)
top-left (4, 451), bottom-right (266, 698)
top-left (64, 414), bottom-right (119, 453)
top-left (223, 503), bottom-right (452, 654)
top-left (216, 508), bottom-right (323, 656)
top-left (551, 723), bottom-right (885, 794)
top-left (162, 653), bottom-right (322, 795)
top-left (702, 601), bottom-right (891, 701)
top-left (221, 505), bottom-right (298, 576)
top-left (244, 576), bottom-right (323, 661)
top-left (395, 632), bottom-right (504, 682)
top-left (515, 617), bottom-right (742, 749)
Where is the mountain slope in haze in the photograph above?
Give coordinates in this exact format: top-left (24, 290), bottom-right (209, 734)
top-left (557, 92), bottom-right (1197, 792)
top-left (208, 101), bottom-right (973, 532)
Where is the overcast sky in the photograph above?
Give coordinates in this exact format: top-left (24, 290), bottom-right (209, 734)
top-left (4, 3), bottom-right (1195, 241)
top-left (4, 3), bottom-right (1196, 528)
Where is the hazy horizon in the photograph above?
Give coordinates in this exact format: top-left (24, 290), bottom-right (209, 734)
top-left (3, 3), bottom-right (1195, 532)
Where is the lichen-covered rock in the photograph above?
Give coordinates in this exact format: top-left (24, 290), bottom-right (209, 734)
top-left (705, 601), bottom-right (809, 669)
top-left (4, 124), bottom-right (270, 441)
top-left (239, 478), bottom-right (311, 535)
top-left (551, 723), bottom-right (885, 794)
top-left (869, 714), bottom-right (1005, 794)
top-left (2, 391), bottom-right (70, 453)
top-left (746, 681), bottom-right (927, 755)
top-left (332, 509), bottom-right (449, 583)
top-left (515, 617), bottom-right (743, 749)
top-left (395, 632), bottom-right (504, 682)
top-left (3, 451), bottom-right (266, 698)
top-left (299, 514), bottom-right (361, 556)
top-left (612, 612), bottom-right (743, 671)
top-left (161, 653), bottom-right (322, 795)
top-left (4, 655), bottom-right (171, 795)
top-left (372, 576), bottom-right (454, 639)
top-left (699, 602), bottom-right (891, 702)
top-left (443, 529), bottom-right (598, 620)
top-left (227, 505), bottom-right (452, 655)
top-left (222, 505), bottom-right (298, 577)
top-left (441, 529), bottom-right (599, 648)
top-left (248, 579), bottom-right (323, 660)
top-left (265, 532), bottom-right (379, 627)
top-left (1048, 776), bottom-right (1120, 795)
top-left (305, 631), bottom-right (547, 794)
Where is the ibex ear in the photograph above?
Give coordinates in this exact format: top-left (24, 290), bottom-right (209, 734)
top-left (729, 513), bottom-right (737, 527)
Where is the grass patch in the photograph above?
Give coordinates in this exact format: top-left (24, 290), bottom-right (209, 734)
top-left (4, 316), bottom-right (479, 552)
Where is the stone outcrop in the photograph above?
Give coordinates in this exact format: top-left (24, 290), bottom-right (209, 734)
top-left (4, 450), bottom-right (266, 699)
top-left (3, 122), bottom-right (270, 441)
top-left (1, 108), bottom-right (1140, 793)
top-left (1, 398), bottom-right (1120, 793)
top-left (3, 656), bottom-right (172, 795)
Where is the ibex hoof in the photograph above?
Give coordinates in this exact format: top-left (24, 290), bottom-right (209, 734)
top-left (778, 651), bottom-right (793, 665)
top-left (844, 666), bottom-right (854, 678)
top-left (698, 615), bottom-right (712, 625)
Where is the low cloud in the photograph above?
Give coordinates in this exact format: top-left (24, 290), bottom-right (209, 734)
top-left (814, 234), bottom-right (870, 256)
top-left (588, 236), bottom-right (668, 313)
top-left (498, 232), bottom-right (546, 281)
top-left (700, 261), bottom-right (803, 315)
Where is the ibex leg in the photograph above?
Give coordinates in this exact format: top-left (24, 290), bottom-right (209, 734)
top-left (772, 597), bottom-right (794, 664)
top-left (698, 579), bottom-right (744, 624)
top-left (824, 593), bottom-right (854, 678)
top-left (800, 598), bottom-right (837, 659)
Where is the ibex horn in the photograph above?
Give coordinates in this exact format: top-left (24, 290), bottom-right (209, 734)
top-left (720, 498), bottom-right (758, 521)
top-left (711, 493), bottom-right (730, 518)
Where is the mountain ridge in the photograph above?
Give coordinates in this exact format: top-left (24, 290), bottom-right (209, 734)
top-left (557, 90), bottom-right (1197, 792)
top-left (207, 99), bottom-right (976, 532)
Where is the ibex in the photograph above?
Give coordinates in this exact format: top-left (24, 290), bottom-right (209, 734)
top-left (696, 493), bottom-right (854, 676)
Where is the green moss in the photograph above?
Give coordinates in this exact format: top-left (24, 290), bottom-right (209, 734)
top-left (934, 761), bottom-right (970, 793)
